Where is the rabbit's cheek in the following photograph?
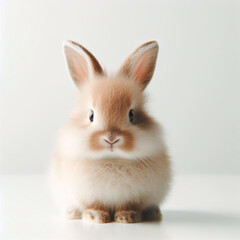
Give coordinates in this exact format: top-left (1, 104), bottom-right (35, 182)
top-left (89, 130), bottom-right (105, 151)
top-left (118, 131), bottom-right (135, 152)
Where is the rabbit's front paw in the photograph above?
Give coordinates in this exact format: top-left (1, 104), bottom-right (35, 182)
top-left (65, 208), bottom-right (82, 219)
top-left (83, 209), bottom-right (111, 223)
top-left (114, 210), bottom-right (141, 223)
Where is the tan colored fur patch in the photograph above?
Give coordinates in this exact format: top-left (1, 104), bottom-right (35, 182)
top-left (134, 110), bottom-right (155, 129)
top-left (89, 130), bottom-right (105, 151)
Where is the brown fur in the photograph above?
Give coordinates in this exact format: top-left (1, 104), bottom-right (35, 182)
top-left (134, 110), bottom-right (156, 129)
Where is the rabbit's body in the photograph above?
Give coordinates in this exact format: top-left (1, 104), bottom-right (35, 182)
top-left (52, 146), bottom-right (170, 207)
top-left (51, 41), bottom-right (171, 223)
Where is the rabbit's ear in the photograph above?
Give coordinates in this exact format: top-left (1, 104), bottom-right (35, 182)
top-left (119, 41), bottom-right (159, 90)
top-left (63, 40), bottom-right (103, 87)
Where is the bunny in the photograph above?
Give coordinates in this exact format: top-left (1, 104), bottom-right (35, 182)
top-left (51, 40), bottom-right (171, 223)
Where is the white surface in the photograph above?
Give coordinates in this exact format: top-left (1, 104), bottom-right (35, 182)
top-left (0, 175), bottom-right (239, 240)
top-left (1, 0), bottom-right (240, 174)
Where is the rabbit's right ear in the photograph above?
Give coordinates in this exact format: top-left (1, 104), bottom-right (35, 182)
top-left (63, 40), bottom-right (103, 87)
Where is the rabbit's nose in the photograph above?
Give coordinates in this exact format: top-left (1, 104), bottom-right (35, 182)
top-left (104, 138), bottom-right (120, 145)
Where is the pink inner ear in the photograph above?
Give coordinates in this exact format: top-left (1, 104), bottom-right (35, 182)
top-left (68, 49), bottom-right (88, 83)
top-left (132, 50), bottom-right (152, 85)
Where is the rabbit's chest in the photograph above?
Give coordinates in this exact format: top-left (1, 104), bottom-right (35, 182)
top-left (68, 159), bottom-right (157, 205)
top-left (80, 160), bottom-right (149, 189)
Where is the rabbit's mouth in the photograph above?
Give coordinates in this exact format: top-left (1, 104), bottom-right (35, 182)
top-left (106, 144), bottom-right (116, 152)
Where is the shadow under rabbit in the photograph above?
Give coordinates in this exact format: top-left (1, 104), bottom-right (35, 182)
top-left (161, 210), bottom-right (240, 226)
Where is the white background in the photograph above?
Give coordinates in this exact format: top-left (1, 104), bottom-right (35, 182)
top-left (1, 0), bottom-right (240, 174)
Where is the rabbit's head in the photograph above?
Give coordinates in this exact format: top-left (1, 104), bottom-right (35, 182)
top-left (63, 40), bottom-right (164, 160)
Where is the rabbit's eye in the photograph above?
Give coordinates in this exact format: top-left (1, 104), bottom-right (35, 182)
top-left (89, 111), bottom-right (94, 122)
top-left (129, 109), bottom-right (134, 122)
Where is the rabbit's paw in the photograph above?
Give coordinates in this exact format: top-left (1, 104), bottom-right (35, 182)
top-left (142, 206), bottom-right (162, 221)
top-left (65, 208), bottom-right (82, 219)
top-left (114, 210), bottom-right (141, 223)
top-left (83, 209), bottom-right (111, 223)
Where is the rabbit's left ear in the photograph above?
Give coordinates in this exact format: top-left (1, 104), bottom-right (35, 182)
top-left (119, 41), bottom-right (159, 90)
